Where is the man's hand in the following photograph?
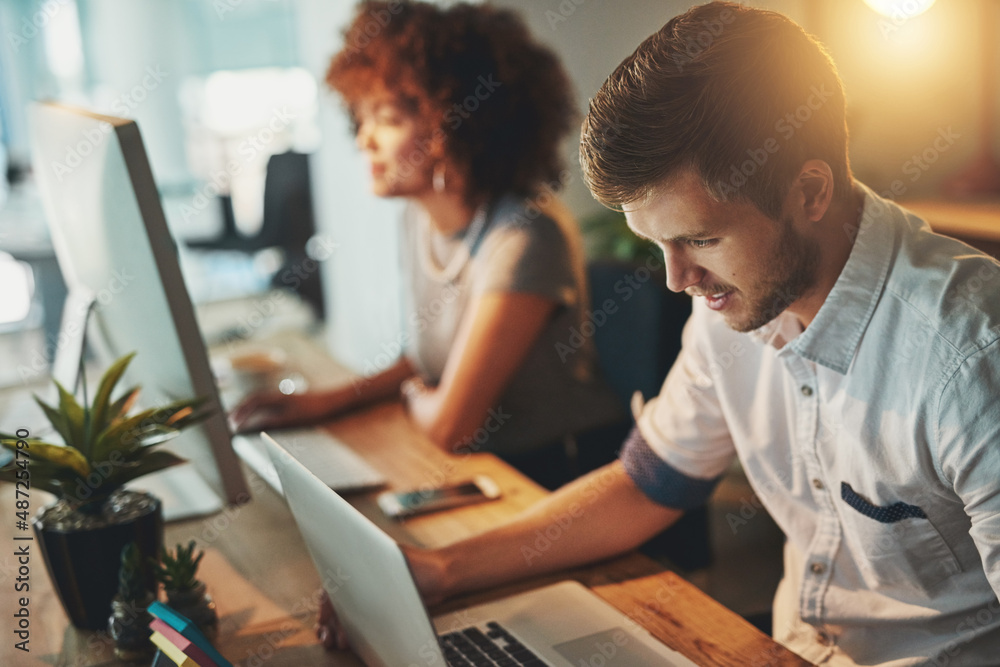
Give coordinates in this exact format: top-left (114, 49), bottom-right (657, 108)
top-left (315, 588), bottom-right (347, 651)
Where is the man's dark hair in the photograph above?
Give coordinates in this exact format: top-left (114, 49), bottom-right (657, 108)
top-left (580, 1), bottom-right (852, 218)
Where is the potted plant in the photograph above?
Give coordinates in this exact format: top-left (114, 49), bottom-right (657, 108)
top-left (0, 352), bottom-right (211, 630)
top-left (154, 540), bottom-right (218, 640)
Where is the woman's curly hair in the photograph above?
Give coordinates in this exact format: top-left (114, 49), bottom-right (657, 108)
top-left (326, 1), bottom-right (576, 205)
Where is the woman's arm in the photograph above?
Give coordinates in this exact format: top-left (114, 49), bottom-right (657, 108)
top-left (404, 291), bottom-right (557, 452)
top-left (229, 356), bottom-right (415, 432)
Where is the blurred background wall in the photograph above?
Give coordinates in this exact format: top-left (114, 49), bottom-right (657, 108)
top-left (0, 0), bottom-right (993, 376)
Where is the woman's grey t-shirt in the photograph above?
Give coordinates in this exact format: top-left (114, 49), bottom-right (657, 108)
top-left (400, 194), bottom-right (622, 457)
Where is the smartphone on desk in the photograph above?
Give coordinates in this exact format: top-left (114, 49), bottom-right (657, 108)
top-left (377, 475), bottom-right (501, 518)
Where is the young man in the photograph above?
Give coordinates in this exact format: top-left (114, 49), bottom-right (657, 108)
top-left (320, 3), bottom-right (1000, 664)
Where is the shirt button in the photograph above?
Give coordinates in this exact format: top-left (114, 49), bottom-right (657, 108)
top-left (812, 478), bottom-right (824, 490)
top-left (810, 562), bottom-right (826, 575)
top-left (801, 385), bottom-right (814, 397)
top-left (817, 630), bottom-right (833, 646)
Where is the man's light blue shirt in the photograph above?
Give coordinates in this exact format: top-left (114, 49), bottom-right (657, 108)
top-left (621, 183), bottom-right (1000, 665)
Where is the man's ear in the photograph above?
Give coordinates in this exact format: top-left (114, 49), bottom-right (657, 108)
top-left (791, 159), bottom-right (835, 222)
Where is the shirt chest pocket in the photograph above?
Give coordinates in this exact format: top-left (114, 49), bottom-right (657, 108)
top-left (838, 482), bottom-right (962, 595)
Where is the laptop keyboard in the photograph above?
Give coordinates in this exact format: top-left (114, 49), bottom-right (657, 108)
top-left (439, 622), bottom-right (547, 667)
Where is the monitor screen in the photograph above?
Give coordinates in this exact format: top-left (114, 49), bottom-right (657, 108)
top-left (29, 101), bottom-right (249, 511)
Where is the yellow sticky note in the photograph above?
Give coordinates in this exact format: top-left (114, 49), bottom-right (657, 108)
top-left (150, 630), bottom-right (200, 667)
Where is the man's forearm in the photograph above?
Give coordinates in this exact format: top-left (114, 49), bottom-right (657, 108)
top-left (433, 461), bottom-right (683, 598)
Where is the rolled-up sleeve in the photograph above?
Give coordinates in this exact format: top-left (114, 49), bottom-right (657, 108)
top-left (620, 426), bottom-right (723, 509)
top-left (620, 301), bottom-right (737, 509)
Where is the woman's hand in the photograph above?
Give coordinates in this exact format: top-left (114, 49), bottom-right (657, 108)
top-left (229, 390), bottom-right (342, 433)
top-left (402, 292), bottom-right (557, 452)
top-left (314, 544), bottom-right (450, 651)
top-left (229, 358), bottom-right (417, 434)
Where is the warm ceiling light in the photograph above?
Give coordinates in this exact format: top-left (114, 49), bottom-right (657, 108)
top-left (863, 0), bottom-right (936, 18)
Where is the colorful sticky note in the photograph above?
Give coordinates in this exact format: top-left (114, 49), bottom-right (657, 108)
top-left (147, 601), bottom-right (231, 667)
top-left (150, 618), bottom-right (219, 667)
top-left (150, 631), bottom-right (199, 667)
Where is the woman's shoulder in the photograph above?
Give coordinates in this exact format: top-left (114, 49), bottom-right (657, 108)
top-left (481, 192), bottom-right (579, 249)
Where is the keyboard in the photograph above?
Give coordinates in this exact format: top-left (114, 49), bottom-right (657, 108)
top-left (233, 428), bottom-right (387, 494)
top-left (440, 622), bottom-right (548, 667)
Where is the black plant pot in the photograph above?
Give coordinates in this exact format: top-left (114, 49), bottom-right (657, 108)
top-left (33, 490), bottom-right (163, 631)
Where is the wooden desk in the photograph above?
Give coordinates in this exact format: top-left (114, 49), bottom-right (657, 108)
top-left (0, 333), bottom-right (809, 666)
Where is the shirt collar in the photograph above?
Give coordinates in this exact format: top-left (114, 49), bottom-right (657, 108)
top-left (754, 183), bottom-right (897, 374)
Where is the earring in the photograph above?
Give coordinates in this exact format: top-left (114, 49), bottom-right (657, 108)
top-left (433, 163), bottom-right (447, 194)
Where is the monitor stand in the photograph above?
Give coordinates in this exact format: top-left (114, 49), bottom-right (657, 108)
top-left (50, 286), bottom-right (96, 397)
top-left (48, 288), bottom-right (224, 522)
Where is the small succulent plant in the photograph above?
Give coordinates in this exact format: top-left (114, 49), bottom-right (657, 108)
top-left (110, 542), bottom-right (156, 661)
top-left (117, 542), bottom-right (150, 603)
top-left (154, 540), bottom-right (205, 592)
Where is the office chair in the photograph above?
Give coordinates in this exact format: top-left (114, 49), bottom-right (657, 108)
top-left (577, 256), bottom-right (712, 572)
top-left (189, 151), bottom-right (325, 319)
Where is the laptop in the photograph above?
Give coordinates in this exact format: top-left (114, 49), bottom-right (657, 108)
top-left (263, 434), bottom-right (698, 667)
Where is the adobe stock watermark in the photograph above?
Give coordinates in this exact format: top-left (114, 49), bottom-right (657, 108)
top-left (178, 106), bottom-right (296, 224)
top-left (717, 84), bottom-right (835, 198)
top-left (352, 171), bottom-right (569, 394)
top-left (670, 5), bottom-right (737, 71)
top-left (946, 260), bottom-right (999, 309)
top-left (842, 126), bottom-right (962, 251)
top-left (239, 567), bottom-right (351, 667)
top-left (922, 597), bottom-right (1000, 667)
top-left (195, 472), bottom-right (270, 546)
top-left (5, 0), bottom-right (71, 54)
top-left (17, 268), bottom-right (136, 384)
top-left (195, 437), bottom-right (340, 547)
top-left (621, 577), bottom-right (682, 634)
top-left (725, 481), bottom-right (779, 535)
top-left (545, 0), bottom-right (589, 31)
top-left (349, 282), bottom-right (462, 396)
top-left (108, 66), bottom-right (169, 118)
top-left (337, 0), bottom-right (405, 59)
top-left (571, 629), bottom-right (640, 667)
top-left (215, 237), bottom-right (339, 349)
top-left (49, 66), bottom-right (169, 183)
top-left (505, 170), bottom-right (572, 231)
top-left (384, 74), bottom-right (502, 188)
top-left (413, 406), bottom-right (512, 494)
top-left (212, 0), bottom-right (292, 21)
top-left (875, 126), bottom-right (961, 202)
top-left (520, 464), bottom-right (622, 565)
top-left (876, 0), bottom-right (936, 41)
top-left (555, 252), bottom-right (663, 363)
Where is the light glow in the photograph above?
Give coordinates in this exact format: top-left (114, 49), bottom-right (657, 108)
top-left (0, 253), bottom-right (34, 325)
top-left (863, 0), bottom-right (937, 19)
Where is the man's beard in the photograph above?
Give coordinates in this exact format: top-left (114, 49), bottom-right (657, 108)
top-left (718, 218), bottom-right (820, 333)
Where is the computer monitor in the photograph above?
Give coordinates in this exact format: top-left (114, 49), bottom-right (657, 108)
top-left (28, 101), bottom-right (249, 511)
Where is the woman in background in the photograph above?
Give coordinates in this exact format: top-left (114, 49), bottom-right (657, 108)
top-left (232, 0), bottom-right (620, 489)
